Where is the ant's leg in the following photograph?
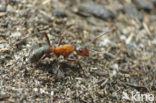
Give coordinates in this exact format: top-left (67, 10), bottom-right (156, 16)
top-left (58, 34), bottom-right (64, 46)
top-left (66, 58), bottom-right (83, 71)
top-left (66, 58), bottom-right (86, 76)
top-left (52, 64), bottom-right (61, 81)
top-left (44, 32), bottom-right (51, 46)
top-left (31, 65), bottom-right (36, 75)
top-left (56, 64), bottom-right (61, 76)
top-left (40, 52), bottom-right (51, 60)
top-left (31, 53), bottom-right (50, 75)
top-left (31, 58), bottom-right (42, 75)
top-left (52, 57), bottom-right (61, 81)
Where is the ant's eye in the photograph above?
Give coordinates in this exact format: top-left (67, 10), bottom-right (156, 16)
top-left (79, 49), bottom-right (83, 52)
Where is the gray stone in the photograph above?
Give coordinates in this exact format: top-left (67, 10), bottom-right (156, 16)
top-left (124, 3), bottom-right (143, 21)
top-left (52, 9), bottom-right (67, 18)
top-left (133, 0), bottom-right (154, 11)
top-left (79, 2), bottom-right (114, 20)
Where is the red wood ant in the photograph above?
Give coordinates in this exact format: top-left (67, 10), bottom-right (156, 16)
top-left (29, 31), bottom-right (114, 78)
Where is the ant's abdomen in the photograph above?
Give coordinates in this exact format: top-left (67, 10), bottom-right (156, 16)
top-left (29, 43), bottom-right (50, 63)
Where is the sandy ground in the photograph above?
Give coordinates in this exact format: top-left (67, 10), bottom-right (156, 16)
top-left (0, 0), bottom-right (156, 102)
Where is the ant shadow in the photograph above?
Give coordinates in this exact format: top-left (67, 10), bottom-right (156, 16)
top-left (36, 59), bottom-right (82, 79)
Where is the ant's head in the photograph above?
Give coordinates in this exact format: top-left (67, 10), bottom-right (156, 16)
top-left (76, 48), bottom-right (89, 56)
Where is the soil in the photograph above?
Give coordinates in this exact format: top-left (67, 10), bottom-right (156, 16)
top-left (0, 0), bottom-right (156, 102)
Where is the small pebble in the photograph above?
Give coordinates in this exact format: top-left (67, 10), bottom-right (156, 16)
top-left (120, 35), bottom-right (126, 41)
top-left (124, 74), bottom-right (130, 78)
top-left (11, 32), bottom-right (21, 38)
top-left (14, 54), bottom-right (20, 60)
top-left (111, 92), bottom-right (118, 99)
top-left (7, 5), bottom-right (14, 12)
top-left (33, 88), bottom-right (38, 92)
top-left (152, 39), bottom-right (156, 45)
top-left (113, 64), bottom-right (119, 70)
top-left (51, 91), bottom-right (54, 96)
top-left (52, 9), bottom-right (67, 17)
top-left (99, 38), bottom-right (110, 46)
top-left (128, 41), bottom-right (137, 48)
top-left (0, 44), bottom-right (5, 49)
top-left (40, 88), bottom-right (45, 94)
top-left (138, 43), bottom-right (144, 48)
top-left (0, 5), bottom-right (6, 12)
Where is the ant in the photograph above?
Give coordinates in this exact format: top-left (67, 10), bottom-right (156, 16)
top-left (29, 31), bottom-right (114, 79)
top-left (29, 32), bottom-right (89, 78)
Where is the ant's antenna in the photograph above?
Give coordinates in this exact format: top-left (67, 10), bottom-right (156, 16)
top-left (91, 30), bottom-right (111, 43)
top-left (87, 30), bottom-right (116, 58)
top-left (89, 49), bottom-right (116, 58)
